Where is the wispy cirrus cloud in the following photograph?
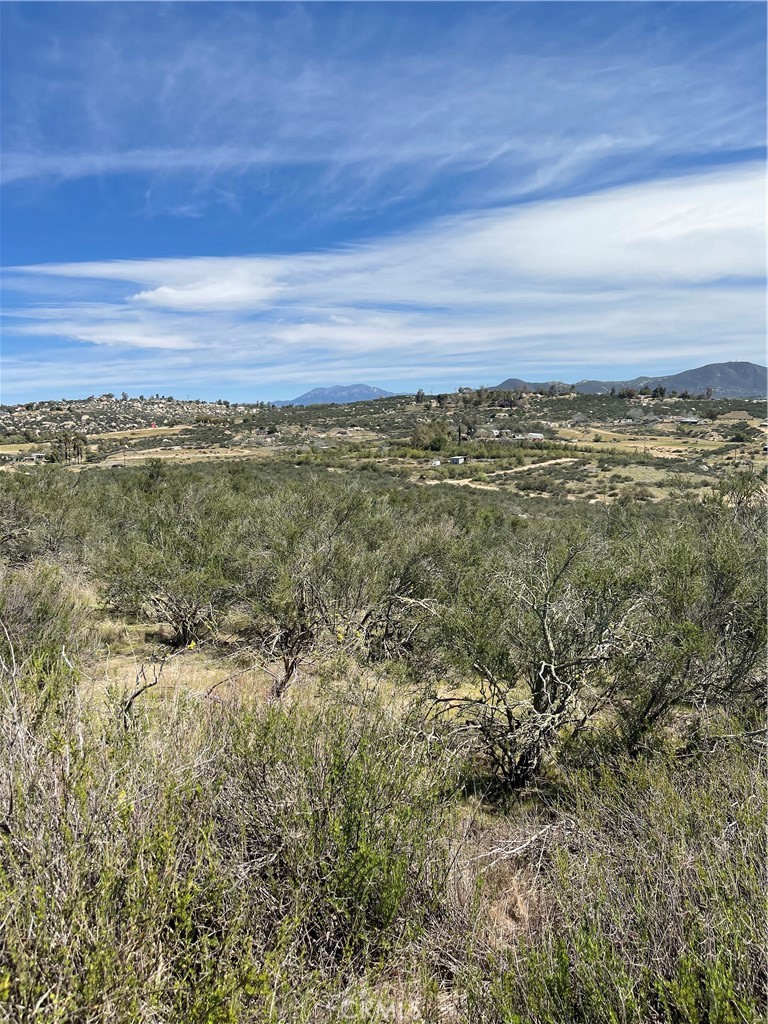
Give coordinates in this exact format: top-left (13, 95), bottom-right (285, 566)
top-left (1, 147), bottom-right (282, 186)
top-left (3, 165), bottom-right (764, 401)
top-left (2, 2), bottom-right (764, 217)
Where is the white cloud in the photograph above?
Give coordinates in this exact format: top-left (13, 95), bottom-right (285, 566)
top-left (3, 165), bottom-right (765, 398)
top-left (133, 266), bottom-right (280, 310)
top-left (13, 163), bottom-right (765, 295)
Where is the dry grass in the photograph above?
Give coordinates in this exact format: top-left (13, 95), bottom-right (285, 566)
top-left (81, 648), bottom-right (274, 703)
top-left (91, 425), bottom-right (191, 441)
top-left (104, 445), bottom-right (276, 465)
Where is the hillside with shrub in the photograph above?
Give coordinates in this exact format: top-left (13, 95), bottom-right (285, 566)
top-left (0, 456), bottom-right (765, 1022)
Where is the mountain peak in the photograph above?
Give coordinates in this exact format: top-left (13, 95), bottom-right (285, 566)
top-left (275, 384), bottom-right (395, 407)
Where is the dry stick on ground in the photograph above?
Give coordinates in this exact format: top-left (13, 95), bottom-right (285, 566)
top-left (0, 618), bottom-right (18, 679)
top-left (470, 817), bottom-right (579, 873)
top-left (120, 657), bottom-right (171, 729)
top-left (116, 635), bottom-right (219, 724)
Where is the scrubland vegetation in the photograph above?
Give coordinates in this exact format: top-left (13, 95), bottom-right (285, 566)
top-left (0, 449), bottom-right (765, 1022)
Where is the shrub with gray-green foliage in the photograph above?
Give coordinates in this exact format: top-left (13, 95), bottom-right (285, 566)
top-left (0, 657), bottom-right (458, 1022)
top-left (0, 561), bottom-right (95, 668)
top-left (425, 475), bottom-right (766, 785)
top-left (464, 747), bottom-right (767, 1024)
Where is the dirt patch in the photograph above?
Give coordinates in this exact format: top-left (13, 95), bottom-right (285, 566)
top-left (488, 457), bottom-right (579, 476)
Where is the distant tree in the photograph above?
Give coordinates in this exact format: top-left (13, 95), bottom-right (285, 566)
top-left (730, 423), bottom-right (757, 444)
top-left (50, 432), bottom-right (85, 464)
top-left (73, 434), bottom-right (86, 463)
top-left (411, 421), bottom-right (451, 451)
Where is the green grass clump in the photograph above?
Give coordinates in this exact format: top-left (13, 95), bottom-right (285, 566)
top-left (465, 748), bottom-right (767, 1024)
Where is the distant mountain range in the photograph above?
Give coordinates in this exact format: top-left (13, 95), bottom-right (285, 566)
top-left (274, 384), bottom-right (395, 407)
top-left (270, 363), bottom-right (765, 407)
top-left (492, 362), bottom-right (767, 399)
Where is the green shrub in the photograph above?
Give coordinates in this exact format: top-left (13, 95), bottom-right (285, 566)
top-left (223, 699), bottom-right (458, 962)
top-left (0, 562), bottom-right (95, 668)
top-left (0, 671), bottom-right (457, 1021)
top-left (464, 748), bottom-right (766, 1024)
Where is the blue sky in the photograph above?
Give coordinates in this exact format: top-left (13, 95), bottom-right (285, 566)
top-left (1, 1), bottom-right (765, 403)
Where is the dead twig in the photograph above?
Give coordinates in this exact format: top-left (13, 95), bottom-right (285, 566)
top-left (120, 659), bottom-right (167, 729)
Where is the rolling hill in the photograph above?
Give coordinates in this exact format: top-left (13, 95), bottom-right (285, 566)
top-left (492, 361), bottom-right (767, 399)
